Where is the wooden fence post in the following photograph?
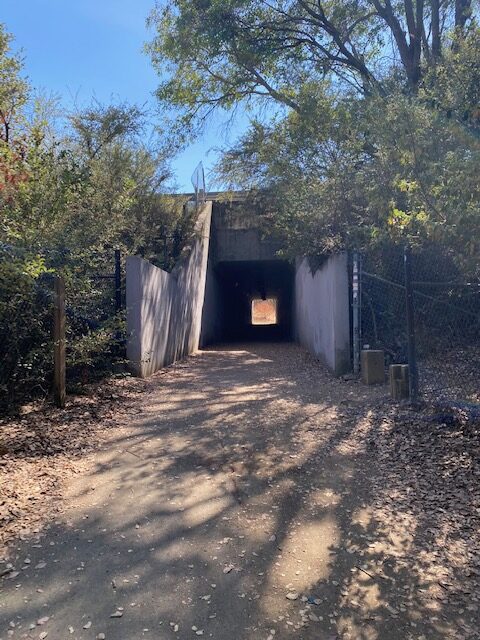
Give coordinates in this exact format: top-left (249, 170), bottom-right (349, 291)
top-left (54, 276), bottom-right (66, 408)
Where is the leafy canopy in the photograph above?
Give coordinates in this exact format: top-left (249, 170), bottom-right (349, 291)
top-left (148, 0), bottom-right (479, 268)
top-left (147, 0), bottom-right (476, 133)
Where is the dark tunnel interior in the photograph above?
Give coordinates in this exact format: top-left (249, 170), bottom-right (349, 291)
top-left (207, 260), bottom-right (295, 343)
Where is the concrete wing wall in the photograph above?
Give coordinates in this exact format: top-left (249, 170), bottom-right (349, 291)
top-left (199, 247), bottom-right (223, 348)
top-left (294, 253), bottom-right (351, 376)
top-left (126, 202), bottom-right (212, 377)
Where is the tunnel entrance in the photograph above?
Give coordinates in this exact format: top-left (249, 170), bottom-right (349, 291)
top-left (127, 195), bottom-right (352, 377)
top-left (199, 200), bottom-right (295, 346)
top-left (201, 259), bottom-right (294, 344)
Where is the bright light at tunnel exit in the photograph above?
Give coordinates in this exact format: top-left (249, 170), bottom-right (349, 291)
top-left (251, 298), bottom-right (278, 325)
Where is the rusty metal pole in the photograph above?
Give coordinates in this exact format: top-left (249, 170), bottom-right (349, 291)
top-left (53, 275), bottom-right (66, 408)
top-left (114, 249), bottom-right (122, 313)
top-left (404, 246), bottom-right (418, 403)
top-left (352, 251), bottom-right (361, 375)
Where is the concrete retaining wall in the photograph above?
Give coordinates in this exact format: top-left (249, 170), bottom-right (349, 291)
top-left (126, 202), bottom-right (212, 377)
top-left (199, 250), bottom-right (223, 347)
top-left (294, 254), bottom-right (351, 375)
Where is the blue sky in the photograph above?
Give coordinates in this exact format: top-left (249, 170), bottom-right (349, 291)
top-left (1, 0), bottom-right (247, 190)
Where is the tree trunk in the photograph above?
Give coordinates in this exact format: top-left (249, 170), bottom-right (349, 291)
top-left (431, 0), bottom-right (441, 59)
top-left (372, 0), bottom-right (423, 90)
top-left (455, 0), bottom-right (471, 30)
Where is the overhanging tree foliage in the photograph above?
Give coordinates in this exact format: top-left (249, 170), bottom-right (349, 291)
top-left (216, 32), bottom-right (479, 262)
top-left (148, 1), bottom-right (479, 268)
top-left (147, 0), bottom-right (476, 132)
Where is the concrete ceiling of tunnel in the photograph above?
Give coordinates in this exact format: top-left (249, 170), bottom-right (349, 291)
top-left (214, 260), bottom-right (294, 301)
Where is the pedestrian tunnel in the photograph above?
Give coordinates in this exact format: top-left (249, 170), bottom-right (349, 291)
top-left (200, 259), bottom-right (294, 344)
top-left (126, 197), bottom-right (351, 378)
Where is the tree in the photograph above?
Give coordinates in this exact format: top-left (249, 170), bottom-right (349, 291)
top-left (147, 0), bottom-right (477, 134)
top-left (147, 1), bottom-right (478, 267)
top-left (0, 24), bottom-right (29, 211)
top-left (0, 23), bottom-right (193, 409)
top-left (69, 102), bottom-right (146, 160)
top-left (0, 24), bottom-right (28, 144)
top-left (216, 29), bottom-right (480, 267)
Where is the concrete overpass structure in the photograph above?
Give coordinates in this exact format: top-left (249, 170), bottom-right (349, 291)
top-left (126, 196), bottom-right (350, 377)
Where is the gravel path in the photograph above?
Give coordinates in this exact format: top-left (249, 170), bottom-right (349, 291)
top-left (1, 343), bottom-right (479, 640)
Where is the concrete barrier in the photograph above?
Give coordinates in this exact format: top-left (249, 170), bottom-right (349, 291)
top-left (361, 349), bottom-right (385, 384)
top-left (126, 202), bottom-right (212, 377)
top-left (390, 364), bottom-right (409, 399)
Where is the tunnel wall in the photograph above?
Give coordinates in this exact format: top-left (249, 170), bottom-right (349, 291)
top-left (294, 254), bottom-right (351, 375)
top-left (199, 249), bottom-right (223, 347)
top-left (126, 202), bottom-right (212, 377)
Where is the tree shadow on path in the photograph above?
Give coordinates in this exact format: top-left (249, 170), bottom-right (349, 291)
top-left (1, 343), bottom-right (479, 639)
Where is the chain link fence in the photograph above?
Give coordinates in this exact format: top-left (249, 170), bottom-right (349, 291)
top-left (356, 246), bottom-right (407, 366)
top-left (0, 248), bottom-right (125, 412)
top-left (355, 244), bottom-right (479, 407)
top-left (411, 248), bottom-right (479, 405)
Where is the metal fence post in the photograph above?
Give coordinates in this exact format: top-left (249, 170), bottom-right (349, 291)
top-left (404, 246), bottom-right (418, 403)
top-left (352, 251), bottom-right (361, 374)
top-left (114, 249), bottom-right (122, 313)
top-left (54, 275), bottom-right (66, 408)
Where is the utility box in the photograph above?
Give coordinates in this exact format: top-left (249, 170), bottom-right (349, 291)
top-left (361, 349), bottom-right (385, 385)
top-left (390, 364), bottom-right (410, 400)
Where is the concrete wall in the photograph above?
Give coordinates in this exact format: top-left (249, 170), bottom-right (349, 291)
top-left (212, 201), bottom-right (281, 262)
top-left (199, 247), bottom-right (223, 347)
top-left (294, 253), bottom-right (351, 375)
top-left (126, 202), bottom-right (212, 377)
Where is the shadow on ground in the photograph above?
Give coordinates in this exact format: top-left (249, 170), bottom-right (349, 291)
top-left (1, 343), bottom-right (479, 639)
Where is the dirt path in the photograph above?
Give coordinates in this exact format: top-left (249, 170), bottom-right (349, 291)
top-left (1, 344), bottom-right (479, 640)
